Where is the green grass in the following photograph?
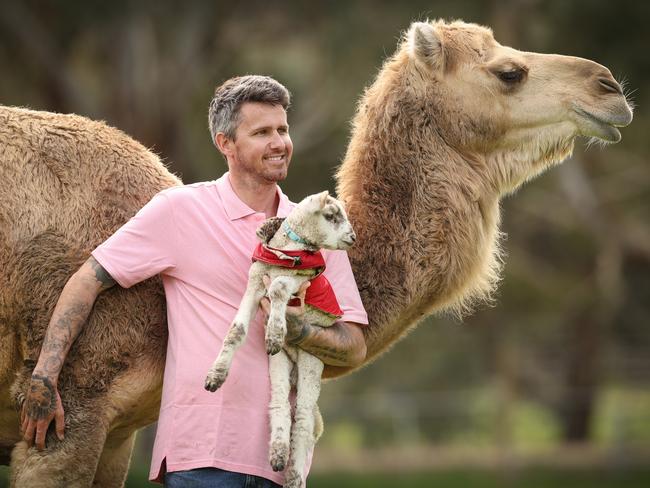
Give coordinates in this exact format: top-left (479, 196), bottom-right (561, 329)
top-left (2, 464), bottom-right (649, 487)
top-left (307, 468), bottom-right (650, 488)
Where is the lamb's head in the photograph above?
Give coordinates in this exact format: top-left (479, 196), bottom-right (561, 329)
top-left (287, 191), bottom-right (356, 250)
top-left (403, 20), bottom-right (633, 194)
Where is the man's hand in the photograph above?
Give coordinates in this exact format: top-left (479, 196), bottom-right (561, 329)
top-left (21, 374), bottom-right (65, 450)
top-left (260, 276), bottom-right (311, 343)
top-left (259, 275), bottom-right (366, 367)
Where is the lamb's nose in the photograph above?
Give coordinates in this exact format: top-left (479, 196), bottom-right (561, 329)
top-left (349, 232), bottom-right (356, 242)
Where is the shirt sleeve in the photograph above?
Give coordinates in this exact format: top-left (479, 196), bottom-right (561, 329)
top-left (91, 191), bottom-right (177, 288)
top-left (322, 250), bottom-right (368, 326)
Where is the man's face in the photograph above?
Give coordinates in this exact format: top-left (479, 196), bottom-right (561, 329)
top-left (225, 102), bottom-right (293, 183)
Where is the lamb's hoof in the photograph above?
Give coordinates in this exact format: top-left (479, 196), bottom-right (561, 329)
top-left (266, 339), bottom-right (282, 356)
top-left (269, 441), bottom-right (289, 472)
top-left (284, 468), bottom-right (303, 488)
top-left (204, 370), bottom-right (227, 392)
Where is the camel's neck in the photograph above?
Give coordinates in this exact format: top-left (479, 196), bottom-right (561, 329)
top-left (336, 65), bottom-right (502, 364)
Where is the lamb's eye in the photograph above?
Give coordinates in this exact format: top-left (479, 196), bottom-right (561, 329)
top-left (497, 69), bottom-right (525, 84)
top-left (324, 213), bottom-right (335, 222)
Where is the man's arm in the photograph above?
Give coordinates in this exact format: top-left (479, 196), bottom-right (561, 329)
top-left (21, 256), bottom-right (116, 450)
top-left (285, 316), bottom-right (367, 368)
top-left (260, 278), bottom-right (367, 368)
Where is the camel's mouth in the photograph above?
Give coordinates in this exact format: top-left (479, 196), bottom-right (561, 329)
top-left (573, 107), bottom-right (632, 143)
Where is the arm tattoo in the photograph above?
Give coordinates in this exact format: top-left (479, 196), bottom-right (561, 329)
top-left (26, 374), bottom-right (56, 419)
top-left (289, 320), bottom-right (359, 366)
top-left (285, 314), bottom-right (311, 344)
top-left (37, 301), bottom-right (93, 377)
top-left (89, 257), bottom-right (116, 291)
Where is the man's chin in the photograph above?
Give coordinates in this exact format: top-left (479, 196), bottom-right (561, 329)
top-left (263, 168), bottom-right (289, 182)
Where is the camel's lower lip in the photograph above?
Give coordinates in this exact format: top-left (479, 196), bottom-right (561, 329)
top-left (574, 108), bottom-right (622, 143)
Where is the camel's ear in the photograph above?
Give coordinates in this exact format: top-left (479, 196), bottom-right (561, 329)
top-left (409, 22), bottom-right (445, 72)
top-left (317, 190), bottom-right (329, 210)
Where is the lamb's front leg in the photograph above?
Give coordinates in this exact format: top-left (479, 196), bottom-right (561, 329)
top-left (268, 348), bottom-right (293, 472)
top-left (265, 276), bottom-right (301, 355)
top-left (205, 276), bottom-right (265, 392)
top-left (285, 350), bottom-right (324, 488)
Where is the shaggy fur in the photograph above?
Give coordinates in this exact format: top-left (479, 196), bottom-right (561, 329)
top-left (335, 19), bottom-right (632, 370)
top-left (0, 18), bottom-right (632, 487)
top-left (0, 106), bottom-right (180, 486)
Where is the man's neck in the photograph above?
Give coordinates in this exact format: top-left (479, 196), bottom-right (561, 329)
top-left (228, 171), bottom-right (279, 218)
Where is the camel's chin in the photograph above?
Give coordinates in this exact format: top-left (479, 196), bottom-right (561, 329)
top-left (574, 108), bottom-right (624, 143)
top-left (586, 125), bottom-right (622, 143)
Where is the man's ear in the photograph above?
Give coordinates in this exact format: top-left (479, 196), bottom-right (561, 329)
top-left (409, 21), bottom-right (445, 73)
top-left (215, 133), bottom-right (232, 158)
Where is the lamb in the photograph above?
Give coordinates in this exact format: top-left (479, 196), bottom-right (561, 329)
top-left (204, 190), bottom-right (356, 488)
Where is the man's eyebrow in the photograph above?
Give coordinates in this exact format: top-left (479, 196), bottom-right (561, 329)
top-left (248, 123), bottom-right (289, 133)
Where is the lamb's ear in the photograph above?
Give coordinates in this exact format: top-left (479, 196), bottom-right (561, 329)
top-left (317, 190), bottom-right (329, 210)
top-left (256, 217), bottom-right (284, 243)
top-left (409, 21), bottom-right (445, 72)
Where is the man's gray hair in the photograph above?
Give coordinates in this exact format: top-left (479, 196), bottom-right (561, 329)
top-left (208, 75), bottom-right (291, 146)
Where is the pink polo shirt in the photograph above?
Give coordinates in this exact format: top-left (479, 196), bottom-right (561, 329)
top-left (91, 173), bottom-right (367, 484)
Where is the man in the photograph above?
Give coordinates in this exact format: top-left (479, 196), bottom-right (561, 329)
top-left (21, 75), bottom-right (368, 487)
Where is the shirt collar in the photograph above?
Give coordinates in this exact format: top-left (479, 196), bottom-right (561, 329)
top-left (216, 172), bottom-right (293, 220)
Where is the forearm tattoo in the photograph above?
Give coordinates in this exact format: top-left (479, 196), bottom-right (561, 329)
top-left (26, 374), bottom-right (57, 419)
top-left (89, 257), bottom-right (116, 291)
top-left (291, 321), bottom-right (359, 366)
top-left (40, 301), bottom-right (92, 376)
top-left (285, 314), bottom-right (310, 344)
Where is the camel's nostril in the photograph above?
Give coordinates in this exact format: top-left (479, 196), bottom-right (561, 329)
top-left (598, 77), bottom-right (623, 95)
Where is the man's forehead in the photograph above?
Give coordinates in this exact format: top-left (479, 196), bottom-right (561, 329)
top-left (238, 102), bottom-right (288, 128)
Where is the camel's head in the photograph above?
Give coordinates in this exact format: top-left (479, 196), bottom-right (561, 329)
top-left (405, 20), bottom-right (633, 193)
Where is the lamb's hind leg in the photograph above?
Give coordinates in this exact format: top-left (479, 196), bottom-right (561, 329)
top-left (205, 276), bottom-right (265, 391)
top-left (265, 276), bottom-right (299, 355)
top-left (268, 348), bottom-right (293, 472)
top-left (285, 350), bottom-right (324, 488)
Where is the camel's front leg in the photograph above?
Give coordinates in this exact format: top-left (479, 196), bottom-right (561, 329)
top-left (285, 350), bottom-right (324, 488)
top-left (265, 276), bottom-right (300, 355)
top-left (205, 275), bottom-right (265, 391)
top-left (11, 403), bottom-right (109, 488)
top-left (92, 429), bottom-right (136, 488)
top-left (268, 347), bottom-right (293, 472)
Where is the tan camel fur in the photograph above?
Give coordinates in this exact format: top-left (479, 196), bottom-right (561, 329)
top-left (0, 19), bottom-right (632, 487)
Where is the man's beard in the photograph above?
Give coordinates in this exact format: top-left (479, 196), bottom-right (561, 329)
top-left (238, 154), bottom-right (289, 183)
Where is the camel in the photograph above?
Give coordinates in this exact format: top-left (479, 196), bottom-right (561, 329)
top-left (0, 19), bottom-right (632, 487)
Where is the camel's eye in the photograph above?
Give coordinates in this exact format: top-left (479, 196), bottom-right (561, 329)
top-left (497, 69), bottom-right (526, 84)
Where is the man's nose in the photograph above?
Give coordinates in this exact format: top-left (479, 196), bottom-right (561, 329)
top-left (269, 131), bottom-right (284, 149)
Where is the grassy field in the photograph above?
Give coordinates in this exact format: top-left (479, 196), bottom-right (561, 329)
top-left (306, 468), bottom-right (650, 488)
top-left (2, 464), bottom-right (649, 487)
